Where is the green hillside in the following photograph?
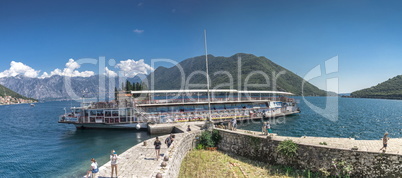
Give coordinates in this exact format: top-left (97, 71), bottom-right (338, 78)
top-left (148, 53), bottom-right (327, 96)
top-left (0, 84), bottom-right (34, 100)
top-left (351, 75), bottom-right (402, 99)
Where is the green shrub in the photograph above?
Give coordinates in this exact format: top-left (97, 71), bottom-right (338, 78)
top-left (277, 139), bottom-right (298, 158)
top-left (199, 131), bottom-right (214, 147)
top-left (196, 143), bottom-right (205, 150)
top-left (199, 130), bottom-right (222, 148)
top-left (211, 130), bottom-right (222, 146)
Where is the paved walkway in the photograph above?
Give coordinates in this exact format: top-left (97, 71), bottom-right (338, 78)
top-left (87, 126), bottom-right (402, 178)
top-left (237, 129), bottom-right (402, 155)
top-left (87, 123), bottom-right (200, 178)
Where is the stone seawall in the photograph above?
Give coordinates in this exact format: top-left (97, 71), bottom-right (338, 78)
top-left (152, 124), bottom-right (201, 178)
top-left (89, 123), bottom-right (201, 178)
top-left (216, 129), bottom-right (402, 177)
top-left (160, 131), bottom-right (199, 177)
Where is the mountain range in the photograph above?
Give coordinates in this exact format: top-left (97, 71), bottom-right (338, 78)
top-left (0, 53), bottom-right (328, 100)
top-left (351, 75), bottom-right (402, 99)
top-left (148, 53), bottom-right (327, 96)
top-left (0, 75), bottom-right (141, 101)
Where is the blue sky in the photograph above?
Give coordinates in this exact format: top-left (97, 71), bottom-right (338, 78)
top-left (1, 0), bottom-right (402, 93)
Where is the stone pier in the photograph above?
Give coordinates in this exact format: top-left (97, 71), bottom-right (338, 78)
top-left (88, 123), bottom-right (201, 178)
top-left (147, 122), bottom-right (204, 135)
top-left (217, 128), bottom-right (402, 177)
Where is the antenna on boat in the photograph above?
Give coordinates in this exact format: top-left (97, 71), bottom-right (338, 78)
top-left (204, 29), bottom-right (212, 121)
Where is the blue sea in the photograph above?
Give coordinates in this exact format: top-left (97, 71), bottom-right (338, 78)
top-left (0, 101), bottom-right (154, 178)
top-left (239, 96), bottom-right (402, 140)
top-left (1, 97), bottom-right (402, 177)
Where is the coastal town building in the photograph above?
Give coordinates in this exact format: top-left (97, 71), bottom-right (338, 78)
top-left (0, 95), bottom-right (35, 105)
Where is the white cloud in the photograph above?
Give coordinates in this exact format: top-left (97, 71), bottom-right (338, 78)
top-left (104, 67), bottom-right (117, 77)
top-left (1, 58), bottom-right (152, 79)
top-left (116, 59), bottom-right (154, 78)
top-left (0, 61), bottom-right (40, 78)
top-left (39, 59), bottom-right (94, 78)
top-left (133, 29), bottom-right (144, 34)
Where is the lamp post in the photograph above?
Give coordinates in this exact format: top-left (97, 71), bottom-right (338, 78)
top-left (204, 30), bottom-right (214, 131)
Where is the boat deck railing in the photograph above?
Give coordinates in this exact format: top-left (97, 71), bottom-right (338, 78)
top-left (78, 96), bottom-right (295, 109)
top-left (134, 96), bottom-right (294, 105)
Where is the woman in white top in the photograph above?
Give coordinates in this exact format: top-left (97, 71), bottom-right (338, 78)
top-left (110, 150), bottom-right (118, 178)
top-left (85, 158), bottom-right (98, 178)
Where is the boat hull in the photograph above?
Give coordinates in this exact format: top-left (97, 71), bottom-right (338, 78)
top-left (73, 123), bottom-right (148, 129)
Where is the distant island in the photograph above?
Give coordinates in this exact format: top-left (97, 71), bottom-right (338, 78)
top-left (0, 84), bottom-right (36, 105)
top-left (351, 75), bottom-right (402, 99)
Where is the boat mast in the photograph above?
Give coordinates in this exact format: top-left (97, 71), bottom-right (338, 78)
top-left (204, 30), bottom-right (212, 121)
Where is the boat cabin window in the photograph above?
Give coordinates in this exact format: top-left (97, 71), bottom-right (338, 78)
top-left (96, 110), bottom-right (103, 116)
top-left (105, 111), bottom-right (111, 116)
top-left (119, 109), bottom-right (126, 116)
top-left (168, 106), bottom-right (176, 112)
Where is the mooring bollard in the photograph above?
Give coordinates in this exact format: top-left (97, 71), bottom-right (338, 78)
top-left (161, 161), bottom-right (167, 167)
top-left (156, 172), bottom-right (163, 178)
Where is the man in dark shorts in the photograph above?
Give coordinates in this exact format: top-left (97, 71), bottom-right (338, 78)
top-left (380, 132), bottom-right (390, 152)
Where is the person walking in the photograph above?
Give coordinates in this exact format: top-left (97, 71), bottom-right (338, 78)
top-left (154, 137), bottom-right (162, 161)
top-left (380, 132), bottom-right (390, 152)
top-left (266, 121), bottom-right (272, 136)
top-left (85, 158), bottom-right (98, 178)
top-left (165, 134), bottom-right (175, 148)
top-left (110, 150), bottom-right (118, 178)
top-left (262, 122), bottom-right (267, 135)
top-left (232, 118), bottom-right (237, 131)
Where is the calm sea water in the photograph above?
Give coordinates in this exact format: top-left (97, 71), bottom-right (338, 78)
top-left (0, 101), bottom-right (154, 178)
top-left (1, 97), bottom-right (402, 177)
top-left (239, 97), bottom-right (402, 140)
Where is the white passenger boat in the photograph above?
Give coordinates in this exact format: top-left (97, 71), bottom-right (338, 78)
top-left (58, 89), bottom-right (299, 129)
